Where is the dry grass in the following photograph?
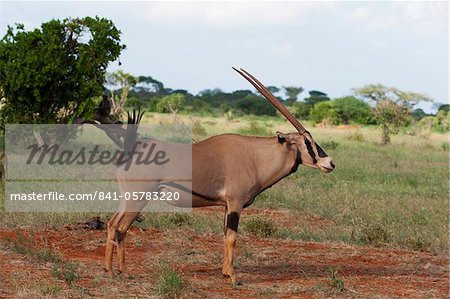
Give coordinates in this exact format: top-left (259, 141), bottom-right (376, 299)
top-left (0, 114), bottom-right (448, 255)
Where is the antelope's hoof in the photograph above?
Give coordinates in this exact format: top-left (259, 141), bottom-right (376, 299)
top-left (223, 273), bottom-right (241, 285)
top-left (231, 280), bottom-right (243, 286)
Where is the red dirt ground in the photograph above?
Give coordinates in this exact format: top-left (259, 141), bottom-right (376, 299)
top-left (0, 211), bottom-right (448, 298)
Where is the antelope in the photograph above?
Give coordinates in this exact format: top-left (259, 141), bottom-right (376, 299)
top-left (104, 68), bottom-right (335, 284)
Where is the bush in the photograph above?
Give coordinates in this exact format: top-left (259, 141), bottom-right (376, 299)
top-left (243, 216), bottom-right (276, 237)
top-left (359, 223), bottom-right (392, 246)
top-left (309, 101), bottom-right (338, 124)
top-left (292, 102), bottom-right (312, 120)
top-left (191, 120), bottom-right (207, 137)
top-left (236, 95), bottom-right (277, 116)
top-left (321, 140), bottom-right (339, 150)
top-left (346, 131), bottom-right (365, 142)
top-left (331, 96), bottom-right (374, 124)
top-left (238, 120), bottom-right (271, 136)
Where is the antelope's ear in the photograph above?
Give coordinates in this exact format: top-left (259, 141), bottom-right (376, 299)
top-left (276, 131), bottom-right (295, 144)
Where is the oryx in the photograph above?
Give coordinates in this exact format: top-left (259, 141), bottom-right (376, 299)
top-left (104, 68), bottom-right (335, 284)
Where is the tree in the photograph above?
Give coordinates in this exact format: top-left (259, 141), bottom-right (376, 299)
top-left (309, 101), bottom-right (337, 125)
top-left (0, 17), bottom-right (125, 128)
top-left (106, 70), bottom-right (137, 119)
top-left (236, 95), bottom-right (277, 116)
top-left (291, 102), bottom-right (312, 120)
top-left (283, 86), bottom-right (304, 104)
top-left (438, 104), bottom-right (449, 113)
top-left (411, 108), bottom-right (427, 121)
top-left (267, 86), bottom-right (281, 94)
top-left (156, 93), bottom-right (185, 122)
top-left (304, 90), bottom-right (330, 106)
top-left (136, 75), bottom-right (164, 93)
top-left (332, 96), bottom-right (373, 124)
top-left (355, 84), bottom-right (432, 144)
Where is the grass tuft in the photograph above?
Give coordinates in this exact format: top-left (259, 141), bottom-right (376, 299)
top-left (358, 222), bottom-right (392, 246)
top-left (238, 120), bottom-right (271, 136)
top-left (242, 216), bottom-right (276, 237)
top-left (346, 131), bottom-right (365, 142)
top-left (327, 266), bottom-right (345, 293)
top-left (52, 261), bottom-right (78, 285)
top-left (156, 263), bottom-right (187, 299)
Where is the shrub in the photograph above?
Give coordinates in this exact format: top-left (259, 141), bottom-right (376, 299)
top-left (292, 102), bottom-right (312, 120)
top-left (236, 95), bottom-right (277, 116)
top-left (238, 120), bottom-right (271, 136)
top-left (191, 120), bottom-right (207, 137)
top-left (331, 96), bottom-right (374, 124)
top-left (359, 223), bottom-right (392, 246)
top-left (309, 101), bottom-right (338, 124)
top-left (51, 261), bottom-right (78, 285)
top-left (243, 216), bottom-right (276, 237)
top-left (321, 140), bottom-right (339, 150)
top-left (156, 263), bottom-right (186, 298)
top-left (346, 131), bottom-right (365, 142)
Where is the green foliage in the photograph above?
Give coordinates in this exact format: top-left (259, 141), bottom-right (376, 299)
top-left (321, 140), bottom-right (339, 150)
top-left (416, 111), bottom-right (450, 134)
top-left (0, 17), bottom-right (125, 127)
top-left (346, 131), bottom-right (365, 142)
top-left (236, 94), bottom-right (277, 116)
top-left (283, 86), bottom-right (304, 104)
top-left (304, 90), bottom-right (330, 106)
top-left (309, 101), bottom-right (338, 124)
top-left (434, 110), bottom-right (450, 132)
top-left (355, 84), bottom-right (432, 144)
top-left (156, 263), bottom-right (186, 298)
top-left (243, 216), bottom-right (276, 237)
top-left (291, 102), bottom-right (312, 120)
top-left (238, 120), bottom-right (271, 136)
top-left (106, 70), bottom-right (137, 117)
top-left (191, 119), bottom-right (207, 137)
top-left (438, 104), bottom-right (449, 113)
top-left (332, 96), bottom-right (374, 124)
top-left (156, 93), bottom-right (185, 114)
top-left (412, 108), bottom-right (427, 120)
top-left (52, 261), bottom-right (79, 285)
top-left (37, 283), bottom-right (62, 296)
top-left (327, 266), bottom-right (345, 293)
top-left (359, 222), bottom-right (392, 246)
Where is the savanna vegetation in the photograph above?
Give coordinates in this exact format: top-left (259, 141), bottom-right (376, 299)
top-left (0, 15), bottom-right (448, 253)
top-left (0, 17), bottom-right (448, 298)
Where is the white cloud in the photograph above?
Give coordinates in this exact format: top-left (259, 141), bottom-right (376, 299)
top-left (348, 2), bottom-right (447, 34)
top-left (141, 2), bottom-right (334, 29)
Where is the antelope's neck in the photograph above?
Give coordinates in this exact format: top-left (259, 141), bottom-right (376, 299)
top-left (251, 137), bottom-right (297, 191)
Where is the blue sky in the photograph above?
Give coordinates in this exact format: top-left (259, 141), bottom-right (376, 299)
top-left (1, 1), bottom-right (448, 112)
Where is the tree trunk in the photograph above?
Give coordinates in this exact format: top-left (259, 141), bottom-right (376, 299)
top-left (381, 123), bottom-right (391, 145)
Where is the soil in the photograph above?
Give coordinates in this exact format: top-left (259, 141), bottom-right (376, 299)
top-left (0, 208), bottom-right (448, 298)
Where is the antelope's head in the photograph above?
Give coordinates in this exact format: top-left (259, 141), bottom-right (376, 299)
top-left (233, 67), bottom-right (335, 173)
top-left (275, 131), bottom-right (335, 172)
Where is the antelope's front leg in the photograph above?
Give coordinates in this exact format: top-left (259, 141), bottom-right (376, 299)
top-left (222, 210), bottom-right (241, 285)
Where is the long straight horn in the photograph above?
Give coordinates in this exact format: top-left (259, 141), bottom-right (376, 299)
top-left (232, 67), bottom-right (306, 134)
